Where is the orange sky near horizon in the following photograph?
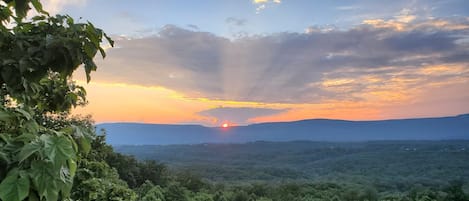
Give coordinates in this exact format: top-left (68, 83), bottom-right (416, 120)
top-left (72, 75), bottom-right (469, 126)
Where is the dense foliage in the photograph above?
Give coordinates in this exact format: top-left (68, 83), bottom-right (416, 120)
top-left (0, 0), bottom-right (115, 200)
top-left (115, 141), bottom-right (469, 185)
top-left (106, 140), bottom-right (469, 201)
top-left (58, 137), bottom-right (468, 201)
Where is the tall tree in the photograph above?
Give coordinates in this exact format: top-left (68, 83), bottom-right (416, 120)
top-left (0, 0), bottom-right (113, 200)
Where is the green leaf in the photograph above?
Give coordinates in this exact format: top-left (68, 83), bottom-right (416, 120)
top-left (30, 161), bottom-right (59, 201)
top-left (31, 15), bottom-right (45, 21)
top-left (14, 132), bottom-right (36, 143)
top-left (71, 125), bottom-right (84, 137)
top-left (0, 150), bottom-right (10, 164)
top-left (0, 169), bottom-right (30, 201)
top-left (86, 22), bottom-right (100, 47)
top-left (30, 0), bottom-right (49, 15)
top-left (83, 59), bottom-right (97, 82)
top-left (0, 134), bottom-right (11, 144)
top-left (18, 139), bottom-right (42, 162)
top-left (59, 166), bottom-right (72, 183)
top-left (68, 135), bottom-right (78, 153)
top-left (28, 192), bottom-right (40, 201)
top-left (83, 41), bottom-right (96, 58)
top-left (59, 180), bottom-right (72, 198)
top-left (13, 0), bottom-right (29, 19)
top-left (79, 135), bottom-right (91, 154)
top-left (42, 134), bottom-right (76, 165)
top-left (98, 46), bottom-right (106, 58)
top-left (44, 188), bottom-right (59, 201)
top-left (68, 159), bottom-right (77, 177)
top-left (0, 110), bottom-right (11, 121)
top-left (23, 120), bottom-right (40, 133)
top-left (15, 108), bottom-right (32, 120)
top-left (104, 33), bottom-right (114, 47)
top-left (0, 151), bottom-right (10, 163)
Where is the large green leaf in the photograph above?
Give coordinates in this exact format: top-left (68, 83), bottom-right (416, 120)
top-left (42, 134), bottom-right (76, 165)
top-left (0, 169), bottom-right (30, 201)
top-left (29, 161), bottom-right (60, 201)
top-left (18, 138), bottom-right (42, 162)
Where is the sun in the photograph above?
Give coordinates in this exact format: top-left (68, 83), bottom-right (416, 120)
top-left (222, 123), bottom-right (229, 128)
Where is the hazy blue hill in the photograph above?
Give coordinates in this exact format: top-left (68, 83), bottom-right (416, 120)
top-left (97, 114), bottom-right (469, 145)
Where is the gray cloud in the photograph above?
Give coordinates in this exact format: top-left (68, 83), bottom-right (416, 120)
top-left (187, 24), bottom-right (199, 30)
top-left (336, 6), bottom-right (359, 11)
top-left (198, 107), bottom-right (288, 125)
top-left (225, 17), bottom-right (247, 26)
top-left (93, 18), bottom-right (469, 103)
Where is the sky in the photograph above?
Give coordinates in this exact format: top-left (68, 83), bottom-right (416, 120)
top-left (40, 0), bottom-right (469, 126)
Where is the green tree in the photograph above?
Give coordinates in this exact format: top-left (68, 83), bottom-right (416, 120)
top-left (65, 116), bottom-right (137, 201)
top-left (213, 191), bottom-right (228, 201)
top-left (142, 186), bottom-right (166, 201)
top-left (176, 171), bottom-right (207, 192)
top-left (191, 192), bottom-right (214, 201)
top-left (444, 181), bottom-right (469, 201)
top-left (164, 182), bottom-right (189, 201)
top-left (137, 180), bottom-right (157, 198)
top-left (231, 189), bottom-right (255, 201)
top-left (0, 0), bottom-right (113, 200)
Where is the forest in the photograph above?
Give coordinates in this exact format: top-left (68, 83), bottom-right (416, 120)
top-left (108, 140), bottom-right (469, 201)
top-left (1, 0), bottom-right (468, 200)
top-left (114, 141), bottom-right (469, 183)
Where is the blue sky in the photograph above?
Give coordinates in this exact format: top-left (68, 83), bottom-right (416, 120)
top-left (56, 0), bottom-right (469, 37)
top-left (42, 0), bottom-right (469, 126)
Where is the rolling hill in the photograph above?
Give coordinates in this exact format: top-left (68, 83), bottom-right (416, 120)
top-left (97, 114), bottom-right (469, 145)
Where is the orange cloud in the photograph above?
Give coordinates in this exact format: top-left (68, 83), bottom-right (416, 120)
top-left (362, 19), bottom-right (407, 31)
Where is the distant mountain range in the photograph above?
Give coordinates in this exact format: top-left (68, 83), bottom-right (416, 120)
top-left (97, 114), bottom-right (469, 145)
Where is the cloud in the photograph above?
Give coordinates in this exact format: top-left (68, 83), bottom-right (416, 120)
top-left (198, 107), bottom-right (288, 125)
top-left (252, 0), bottom-right (281, 14)
top-left (395, 8), bottom-right (417, 23)
top-left (304, 25), bottom-right (337, 33)
top-left (187, 24), bottom-right (199, 30)
top-left (253, 0), bottom-right (281, 3)
top-left (255, 4), bottom-right (266, 14)
top-left (225, 17), bottom-right (247, 26)
top-left (336, 6), bottom-right (359, 11)
top-left (88, 17), bottom-right (469, 106)
top-left (42, 0), bottom-right (87, 14)
top-left (361, 7), bottom-right (469, 32)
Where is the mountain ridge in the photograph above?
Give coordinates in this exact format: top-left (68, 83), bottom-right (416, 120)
top-left (97, 114), bottom-right (469, 145)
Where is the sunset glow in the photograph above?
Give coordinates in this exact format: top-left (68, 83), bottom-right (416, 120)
top-left (63, 0), bottom-right (469, 126)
